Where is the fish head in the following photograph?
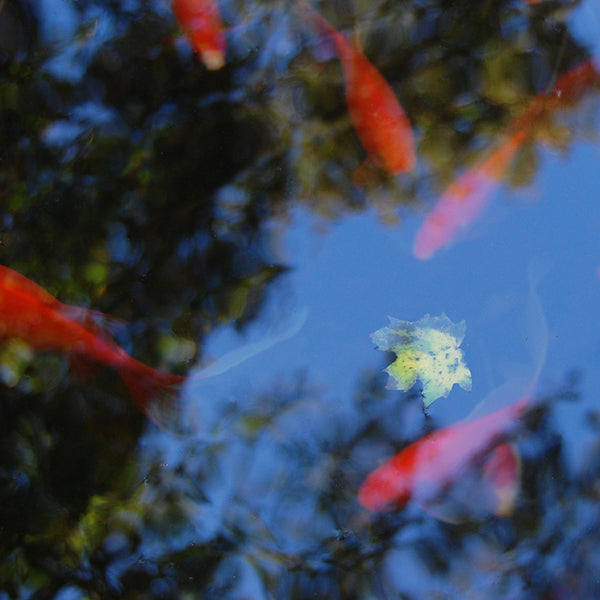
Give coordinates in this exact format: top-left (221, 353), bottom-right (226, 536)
top-left (358, 465), bottom-right (412, 511)
top-left (358, 446), bottom-right (418, 511)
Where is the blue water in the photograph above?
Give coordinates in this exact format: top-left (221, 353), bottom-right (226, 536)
top-left (3, 0), bottom-right (600, 598)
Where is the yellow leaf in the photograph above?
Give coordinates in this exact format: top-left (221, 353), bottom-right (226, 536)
top-left (371, 313), bottom-right (472, 408)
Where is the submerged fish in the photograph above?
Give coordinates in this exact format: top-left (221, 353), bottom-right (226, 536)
top-left (358, 395), bottom-right (528, 520)
top-left (172, 0), bottom-right (226, 70)
top-left (0, 265), bottom-right (185, 426)
top-left (413, 58), bottom-right (600, 260)
top-left (544, 57), bottom-right (600, 109)
top-left (0, 265), bottom-right (310, 431)
top-left (301, 2), bottom-right (415, 175)
top-left (360, 262), bottom-right (550, 521)
top-left (413, 129), bottom-right (527, 260)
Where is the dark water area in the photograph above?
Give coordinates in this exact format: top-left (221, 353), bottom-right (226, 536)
top-left (1, 0), bottom-right (600, 598)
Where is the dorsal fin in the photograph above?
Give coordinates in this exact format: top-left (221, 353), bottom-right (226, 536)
top-left (0, 265), bottom-right (60, 306)
top-left (58, 305), bottom-right (127, 340)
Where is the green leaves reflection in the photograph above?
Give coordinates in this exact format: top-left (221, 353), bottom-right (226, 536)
top-left (0, 0), bottom-right (599, 598)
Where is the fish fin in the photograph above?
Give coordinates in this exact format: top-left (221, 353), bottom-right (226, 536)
top-left (483, 443), bottom-right (521, 518)
top-left (467, 375), bottom-right (531, 420)
top-left (421, 498), bottom-right (469, 524)
top-left (59, 306), bottom-right (127, 339)
top-left (119, 362), bottom-right (188, 434)
top-left (193, 307), bottom-right (308, 380)
top-left (419, 470), bottom-right (495, 523)
top-left (526, 258), bottom-right (551, 385)
top-left (421, 444), bottom-right (521, 523)
top-left (467, 261), bottom-right (550, 419)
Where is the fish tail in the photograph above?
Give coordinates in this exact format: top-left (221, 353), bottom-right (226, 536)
top-left (527, 257), bottom-right (552, 385)
top-left (118, 360), bottom-right (187, 432)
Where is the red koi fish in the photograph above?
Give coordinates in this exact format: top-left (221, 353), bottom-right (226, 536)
top-left (172, 0), bottom-right (226, 70)
top-left (302, 3), bottom-right (415, 174)
top-left (413, 58), bottom-right (600, 260)
top-left (358, 395), bottom-right (528, 520)
top-left (0, 265), bottom-right (185, 426)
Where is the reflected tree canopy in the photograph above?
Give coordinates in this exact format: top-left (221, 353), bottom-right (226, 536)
top-left (1, 0), bottom-right (600, 598)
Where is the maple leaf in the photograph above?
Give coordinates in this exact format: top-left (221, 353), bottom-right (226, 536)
top-left (371, 313), bottom-right (472, 408)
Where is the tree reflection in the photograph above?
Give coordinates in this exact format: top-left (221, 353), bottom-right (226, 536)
top-left (0, 0), bottom-right (599, 598)
top-left (3, 364), bottom-right (591, 598)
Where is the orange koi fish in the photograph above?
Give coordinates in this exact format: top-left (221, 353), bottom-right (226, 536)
top-left (413, 58), bottom-right (600, 260)
top-left (302, 3), bottom-right (415, 174)
top-left (507, 58), bottom-right (600, 133)
top-left (0, 265), bottom-right (185, 426)
top-left (545, 57), bottom-right (600, 110)
top-left (172, 0), bottom-right (226, 70)
top-left (358, 395), bottom-right (528, 520)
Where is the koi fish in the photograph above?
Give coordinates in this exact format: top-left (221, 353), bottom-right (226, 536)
top-left (413, 129), bottom-right (527, 260)
top-left (413, 58), bottom-right (600, 260)
top-left (506, 58), bottom-right (600, 135)
top-left (360, 261), bottom-right (549, 521)
top-left (301, 3), bottom-right (415, 174)
top-left (172, 0), bottom-right (226, 70)
top-left (545, 57), bottom-right (600, 109)
top-left (358, 395), bottom-right (528, 520)
top-left (0, 265), bottom-right (185, 426)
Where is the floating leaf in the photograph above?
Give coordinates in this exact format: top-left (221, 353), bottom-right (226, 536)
top-left (371, 313), bottom-right (472, 408)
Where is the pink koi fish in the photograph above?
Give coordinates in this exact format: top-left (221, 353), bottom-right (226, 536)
top-left (413, 58), bottom-right (600, 260)
top-left (358, 395), bottom-right (528, 521)
top-left (413, 129), bottom-right (527, 260)
top-left (360, 260), bottom-right (549, 521)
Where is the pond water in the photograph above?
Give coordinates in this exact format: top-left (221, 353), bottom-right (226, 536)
top-left (2, 0), bottom-right (600, 598)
